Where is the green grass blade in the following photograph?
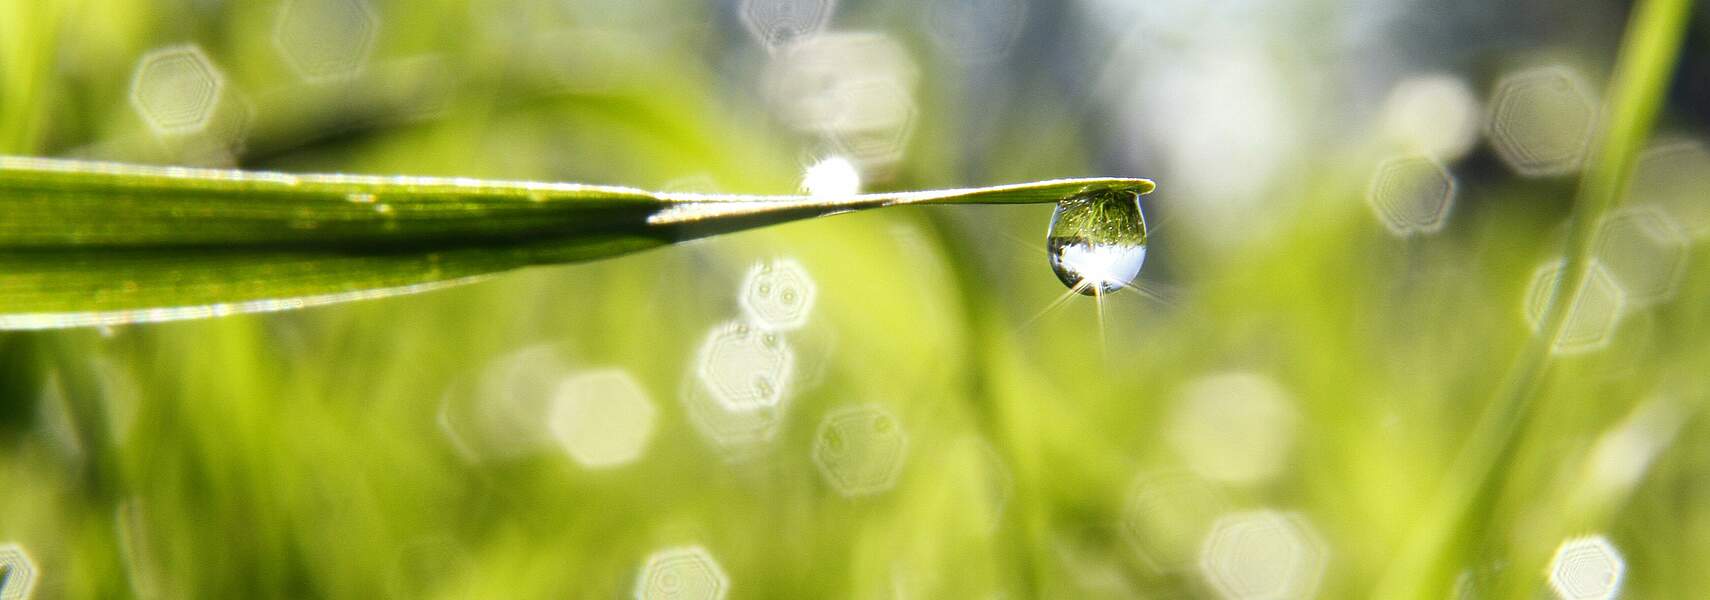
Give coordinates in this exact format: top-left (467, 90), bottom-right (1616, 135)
top-left (1371, 0), bottom-right (1694, 596)
top-left (0, 156), bottom-right (1150, 329)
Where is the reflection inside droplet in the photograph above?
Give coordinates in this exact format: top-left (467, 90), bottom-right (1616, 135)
top-left (1046, 189), bottom-right (1149, 295)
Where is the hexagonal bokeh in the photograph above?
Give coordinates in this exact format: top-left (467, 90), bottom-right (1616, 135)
top-left (129, 44), bottom-right (227, 135)
top-left (1166, 372), bottom-right (1299, 485)
top-left (0, 543), bottom-right (39, 600)
top-left (924, 0), bottom-right (1028, 65)
top-left (635, 545), bottom-right (729, 600)
top-left (681, 367), bottom-right (789, 455)
top-left (740, 0), bottom-right (837, 50)
top-left (1592, 207), bottom-right (1689, 308)
top-left (1547, 536), bottom-right (1624, 600)
top-left (547, 368), bottom-right (657, 469)
top-left (275, 0), bottom-right (381, 82)
top-left (812, 404), bottom-right (908, 497)
top-left (1379, 73), bottom-right (1482, 161)
top-left (1523, 261), bottom-right (1627, 355)
top-left (1122, 471), bottom-right (1231, 572)
top-left (1487, 65), bottom-right (1597, 177)
top-left (1366, 155), bottom-right (1456, 236)
top-left (1197, 510), bottom-right (1327, 600)
top-left (694, 320), bottom-right (795, 411)
top-left (738, 258), bottom-right (817, 331)
top-left (1625, 140), bottom-right (1710, 239)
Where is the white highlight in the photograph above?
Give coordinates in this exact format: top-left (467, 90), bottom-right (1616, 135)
top-left (1379, 73), bottom-right (1482, 161)
top-left (1547, 536), bottom-right (1624, 600)
top-left (802, 156), bottom-right (861, 198)
top-left (1053, 242), bottom-right (1146, 294)
top-left (0, 276), bottom-right (490, 330)
top-left (547, 369), bottom-right (657, 469)
top-left (1198, 510), bottom-right (1328, 600)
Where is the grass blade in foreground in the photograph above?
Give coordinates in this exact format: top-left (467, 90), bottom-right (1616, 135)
top-left (0, 156), bottom-right (1151, 329)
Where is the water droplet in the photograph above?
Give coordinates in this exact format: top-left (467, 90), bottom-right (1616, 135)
top-left (1046, 189), bottom-right (1148, 295)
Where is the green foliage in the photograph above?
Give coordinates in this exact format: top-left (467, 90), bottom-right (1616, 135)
top-left (0, 155), bottom-right (1146, 328)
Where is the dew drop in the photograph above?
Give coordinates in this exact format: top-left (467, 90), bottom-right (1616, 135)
top-left (1046, 189), bottom-right (1148, 295)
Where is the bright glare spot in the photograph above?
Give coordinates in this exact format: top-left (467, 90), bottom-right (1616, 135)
top-left (1626, 139), bottom-right (1710, 239)
top-left (1122, 471), bottom-right (1230, 572)
top-left (694, 320), bottom-right (795, 411)
top-left (274, 0), bottom-right (381, 82)
top-left (0, 542), bottom-right (39, 600)
top-left (801, 156), bottom-right (862, 198)
top-left (1547, 536), bottom-right (1624, 600)
top-left (1592, 207), bottom-right (1690, 308)
top-left (925, 0), bottom-right (1028, 65)
top-left (1198, 510), bottom-right (1328, 600)
top-left (1523, 261), bottom-right (1627, 355)
top-left (740, 0), bottom-right (837, 50)
top-left (547, 368), bottom-right (657, 469)
top-left (1488, 65), bottom-right (1597, 178)
top-left (635, 545), bottom-right (729, 600)
top-left (812, 404), bottom-right (908, 497)
top-left (1366, 154), bottom-right (1455, 236)
top-left (129, 44), bottom-right (227, 135)
top-left (1051, 242), bottom-right (1147, 294)
top-left (1379, 73), bottom-right (1482, 161)
top-left (1166, 372), bottom-right (1299, 485)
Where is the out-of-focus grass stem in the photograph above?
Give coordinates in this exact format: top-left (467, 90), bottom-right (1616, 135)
top-left (1373, 0), bottom-right (1695, 596)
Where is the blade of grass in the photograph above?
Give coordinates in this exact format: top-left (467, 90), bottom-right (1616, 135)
top-left (0, 156), bottom-right (1149, 329)
top-left (1372, 0), bottom-right (1694, 597)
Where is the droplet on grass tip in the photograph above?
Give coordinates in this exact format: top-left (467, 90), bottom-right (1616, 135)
top-left (1045, 189), bottom-right (1147, 295)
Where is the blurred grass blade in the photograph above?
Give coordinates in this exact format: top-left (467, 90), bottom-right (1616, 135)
top-left (1372, 0), bottom-right (1693, 596)
top-left (0, 156), bottom-right (1150, 329)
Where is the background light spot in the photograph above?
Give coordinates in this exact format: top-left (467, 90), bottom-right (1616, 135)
top-left (636, 545), bottom-right (729, 600)
top-left (1198, 510), bottom-right (1327, 600)
top-left (738, 258), bottom-right (817, 331)
top-left (1523, 261), bottom-right (1627, 354)
top-left (1366, 155), bottom-right (1456, 236)
top-left (1487, 65), bottom-right (1597, 177)
top-left (812, 404), bottom-right (908, 497)
top-left (1547, 536), bottom-right (1624, 600)
top-left (547, 368), bottom-right (657, 469)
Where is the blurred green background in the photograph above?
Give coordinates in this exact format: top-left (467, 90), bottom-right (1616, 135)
top-left (2, 0), bottom-right (1709, 598)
